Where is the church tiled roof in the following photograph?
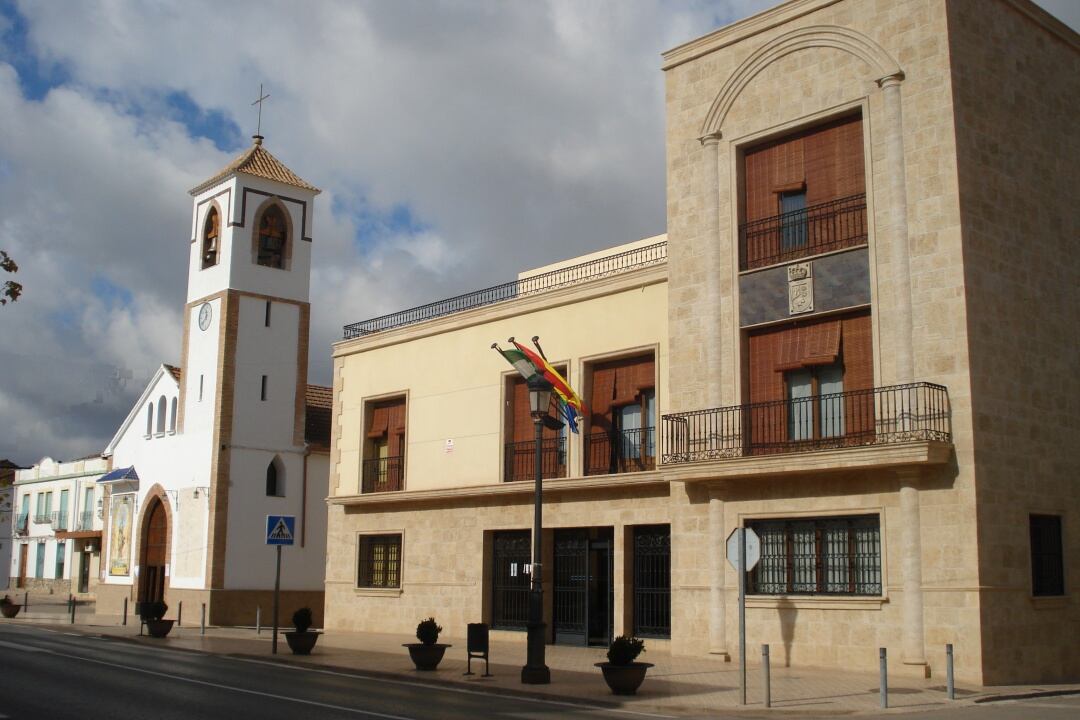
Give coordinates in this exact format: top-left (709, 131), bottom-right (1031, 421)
top-left (164, 364), bottom-right (181, 383)
top-left (189, 137), bottom-right (321, 196)
top-left (304, 384), bottom-right (333, 449)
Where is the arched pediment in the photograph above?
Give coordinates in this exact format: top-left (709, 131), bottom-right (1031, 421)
top-left (700, 25), bottom-right (902, 137)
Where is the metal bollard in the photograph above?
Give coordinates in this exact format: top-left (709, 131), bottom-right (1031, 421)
top-left (256, 606), bottom-right (261, 635)
top-left (178, 601), bottom-right (183, 628)
top-left (201, 603), bottom-right (206, 635)
top-left (946, 644), bottom-right (955, 700)
top-left (24, 591), bottom-right (28, 611)
top-left (762, 644), bottom-right (771, 708)
top-left (122, 597), bottom-right (128, 626)
top-left (70, 594), bottom-right (76, 624)
top-left (879, 647), bottom-right (888, 709)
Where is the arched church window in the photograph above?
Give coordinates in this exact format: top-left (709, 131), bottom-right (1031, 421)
top-left (266, 456), bottom-right (285, 497)
top-left (202, 206), bottom-right (220, 269)
top-left (146, 403), bottom-right (154, 437)
top-left (169, 397), bottom-right (178, 433)
top-left (255, 204), bottom-right (287, 269)
top-left (156, 394), bottom-right (167, 434)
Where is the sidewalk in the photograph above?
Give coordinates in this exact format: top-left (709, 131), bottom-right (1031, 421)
top-left (9, 611), bottom-right (1080, 716)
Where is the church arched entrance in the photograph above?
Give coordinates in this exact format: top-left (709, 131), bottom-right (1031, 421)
top-left (138, 497), bottom-right (168, 605)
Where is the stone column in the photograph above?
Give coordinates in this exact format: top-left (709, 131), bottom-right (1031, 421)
top-left (898, 468), bottom-right (926, 668)
top-left (877, 74), bottom-right (914, 385)
top-left (699, 132), bottom-right (724, 410)
top-left (708, 484), bottom-right (729, 657)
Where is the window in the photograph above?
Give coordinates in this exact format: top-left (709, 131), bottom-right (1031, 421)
top-left (786, 362), bottom-right (844, 441)
top-left (358, 534), bottom-right (402, 588)
top-left (35, 542), bottom-right (45, 578)
top-left (156, 394), bottom-right (166, 434)
top-left (503, 370), bottom-right (568, 482)
top-left (265, 300), bottom-right (272, 327)
top-left (779, 190), bottom-right (808, 251)
top-left (35, 492), bottom-right (45, 522)
top-left (261, 375), bottom-right (268, 401)
top-left (256, 204), bottom-right (288, 269)
top-left (199, 374), bottom-right (204, 402)
top-left (748, 515), bottom-right (881, 596)
top-left (266, 457), bottom-right (285, 497)
top-left (363, 396), bottom-right (406, 493)
top-left (58, 489), bottom-right (69, 530)
top-left (169, 397), bottom-right (178, 433)
top-left (585, 353), bottom-right (656, 475)
top-left (55, 542), bottom-right (66, 579)
top-left (1030, 515), bottom-right (1064, 597)
top-left (146, 403), bottom-right (154, 436)
top-left (201, 206), bottom-right (220, 269)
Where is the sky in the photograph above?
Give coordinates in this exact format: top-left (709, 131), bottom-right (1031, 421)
top-left (1, 0), bottom-right (1077, 467)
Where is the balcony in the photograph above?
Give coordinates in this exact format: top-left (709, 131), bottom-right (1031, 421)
top-left (15, 514), bottom-right (29, 536)
top-left (585, 427), bottom-right (657, 476)
top-left (662, 383), bottom-right (951, 465)
top-left (739, 193), bottom-right (867, 271)
top-left (76, 511), bottom-right (96, 532)
top-left (504, 437), bottom-right (567, 482)
top-left (344, 241), bottom-right (667, 339)
top-left (32, 512), bottom-right (51, 525)
top-left (50, 511), bottom-right (69, 531)
top-left (361, 456), bottom-right (404, 494)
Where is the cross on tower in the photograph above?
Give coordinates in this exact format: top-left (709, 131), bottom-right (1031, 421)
top-left (252, 83), bottom-right (270, 137)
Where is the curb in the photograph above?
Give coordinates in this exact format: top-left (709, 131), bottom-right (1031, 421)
top-left (974, 688), bottom-right (1080, 704)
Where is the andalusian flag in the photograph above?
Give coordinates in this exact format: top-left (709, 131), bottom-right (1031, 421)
top-left (495, 345), bottom-right (540, 382)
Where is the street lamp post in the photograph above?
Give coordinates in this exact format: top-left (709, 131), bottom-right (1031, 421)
top-left (521, 375), bottom-right (553, 684)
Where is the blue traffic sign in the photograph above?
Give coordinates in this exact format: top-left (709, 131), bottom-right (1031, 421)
top-left (266, 515), bottom-right (296, 546)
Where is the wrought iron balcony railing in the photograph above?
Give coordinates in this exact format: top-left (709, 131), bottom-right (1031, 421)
top-left (739, 193), bottom-right (867, 271)
top-left (584, 427), bottom-right (657, 476)
top-left (662, 382), bottom-right (950, 465)
top-left (50, 511), bottom-right (69, 531)
top-left (343, 241), bottom-right (667, 339)
top-left (76, 510), bottom-right (96, 532)
top-left (15, 514), bottom-right (29, 536)
top-left (32, 512), bottom-right (51, 525)
top-left (503, 437), bottom-right (567, 482)
top-left (361, 456), bottom-right (405, 494)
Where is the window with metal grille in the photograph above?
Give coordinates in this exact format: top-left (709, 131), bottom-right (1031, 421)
top-left (748, 515), bottom-right (881, 595)
top-left (357, 534), bottom-right (401, 589)
top-left (491, 531), bottom-right (531, 630)
top-left (633, 525), bottom-right (670, 638)
top-left (1030, 515), bottom-right (1064, 597)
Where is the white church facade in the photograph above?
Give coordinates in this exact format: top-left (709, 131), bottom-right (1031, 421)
top-left (93, 137), bottom-right (331, 626)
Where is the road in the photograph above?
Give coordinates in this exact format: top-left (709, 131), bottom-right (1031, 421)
top-left (0, 624), bottom-right (672, 720)
top-left (0, 624), bottom-right (1076, 719)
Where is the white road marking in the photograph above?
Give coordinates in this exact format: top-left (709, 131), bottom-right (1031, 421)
top-left (229, 656), bottom-right (677, 719)
top-left (26, 646), bottom-right (417, 720)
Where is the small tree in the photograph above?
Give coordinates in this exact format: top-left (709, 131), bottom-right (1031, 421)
top-left (1, 251), bottom-right (21, 306)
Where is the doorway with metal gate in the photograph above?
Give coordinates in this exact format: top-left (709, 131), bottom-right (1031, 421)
top-left (553, 527), bottom-right (613, 646)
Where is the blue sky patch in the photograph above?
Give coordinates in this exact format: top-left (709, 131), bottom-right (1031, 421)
top-left (0, 0), bottom-right (71, 101)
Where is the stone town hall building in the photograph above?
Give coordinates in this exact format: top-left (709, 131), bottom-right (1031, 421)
top-left (323, 0), bottom-right (1078, 686)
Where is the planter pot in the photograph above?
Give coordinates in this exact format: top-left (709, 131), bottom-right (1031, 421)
top-left (403, 643), bottom-right (451, 671)
top-left (0, 604), bottom-right (21, 619)
top-left (285, 631), bottom-right (319, 655)
top-left (145, 619), bottom-right (175, 638)
top-left (596, 662), bottom-right (654, 696)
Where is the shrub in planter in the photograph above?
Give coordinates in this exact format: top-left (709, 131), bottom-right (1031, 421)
top-left (0, 595), bottom-right (21, 619)
top-left (404, 617), bottom-right (450, 670)
top-left (284, 607), bottom-right (319, 655)
top-left (596, 635), bottom-right (653, 696)
top-left (141, 601), bottom-right (174, 638)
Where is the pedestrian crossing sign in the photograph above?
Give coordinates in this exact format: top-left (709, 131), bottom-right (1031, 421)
top-left (266, 515), bottom-right (296, 546)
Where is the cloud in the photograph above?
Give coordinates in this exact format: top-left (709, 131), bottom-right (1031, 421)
top-left (0, 0), bottom-right (1075, 465)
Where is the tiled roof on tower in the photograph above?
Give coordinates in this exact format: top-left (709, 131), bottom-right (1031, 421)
top-left (189, 136), bottom-right (321, 196)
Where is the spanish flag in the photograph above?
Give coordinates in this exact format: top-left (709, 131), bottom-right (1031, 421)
top-left (510, 339), bottom-right (587, 419)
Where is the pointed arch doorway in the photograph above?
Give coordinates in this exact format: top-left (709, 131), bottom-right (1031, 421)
top-left (138, 497), bottom-right (168, 605)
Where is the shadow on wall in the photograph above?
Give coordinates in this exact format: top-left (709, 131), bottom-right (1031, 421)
top-left (777, 596), bottom-right (797, 667)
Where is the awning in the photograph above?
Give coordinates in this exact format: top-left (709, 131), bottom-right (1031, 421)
top-left (97, 466), bottom-right (139, 483)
